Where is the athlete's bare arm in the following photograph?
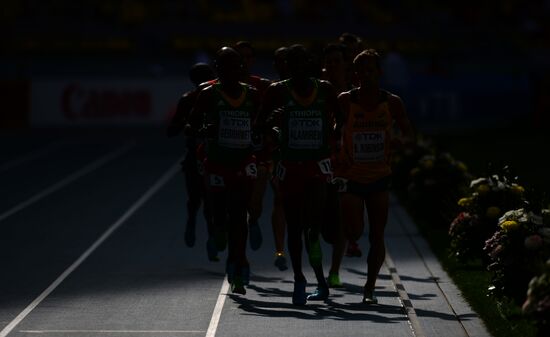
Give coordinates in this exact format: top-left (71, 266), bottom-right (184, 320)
top-left (388, 94), bottom-right (415, 145)
top-left (336, 91), bottom-right (351, 134)
top-left (189, 86), bottom-right (214, 135)
top-left (320, 80), bottom-right (341, 132)
top-left (257, 82), bottom-right (285, 130)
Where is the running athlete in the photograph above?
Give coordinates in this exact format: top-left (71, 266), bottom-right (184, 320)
top-left (320, 43), bottom-right (351, 289)
top-left (259, 44), bottom-right (340, 305)
top-left (189, 47), bottom-right (260, 295)
top-left (269, 46), bottom-right (290, 271)
top-left (334, 49), bottom-right (415, 304)
top-left (167, 63), bottom-right (216, 252)
top-left (338, 32), bottom-right (364, 89)
top-left (273, 46), bottom-right (290, 81)
top-left (234, 41), bottom-right (271, 251)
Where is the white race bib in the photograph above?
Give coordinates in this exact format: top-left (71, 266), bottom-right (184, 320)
top-left (288, 118), bottom-right (323, 149)
top-left (275, 162), bottom-right (287, 181)
top-left (245, 162), bottom-right (257, 178)
top-left (218, 111), bottom-right (251, 149)
top-left (332, 177), bottom-right (348, 192)
top-left (352, 131), bottom-right (385, 162)
top-left (317, 158), bottom-right (333, 175)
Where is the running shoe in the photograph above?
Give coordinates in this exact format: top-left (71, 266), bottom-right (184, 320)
top-left (307, 286), bottom-right (329, 301)
top-left (308, 234), bottom-right (322, 267)
top-left (248, 220), bottom-right (263, 251)
top-left (274, 252), bottom-right (288, 271)
top-left (231, 276), bottom-right (246, 295)
top-left (292, 280), bottom-right (307, 306)
top-left (327, 272), bottom-right (343, 288)
top-left (345, 241), bottom-right (362, 257)
top-left (362, 289), bottom-right (378, 304)
top-left (206, 237), bottom-right (219, 262)
top-left (184, 218), bottom-right (196, 247)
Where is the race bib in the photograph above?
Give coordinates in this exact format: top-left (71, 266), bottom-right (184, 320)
top-left (245, 162), bottom-right (258, 178)
top-left (352, 131), bottom-right (385, 162)
top-left (288, 117), bottom-right (323, 149)
top-left (209, 174), bottom-right (225, 187)
top-left (332, 177), bottom-right (348, 192)
top-left (317, 158), bottom-right (333, 175)
top-left (218, 111), bottom-right (251, 149)
top-left (275, 162), bottom-right (287, 181)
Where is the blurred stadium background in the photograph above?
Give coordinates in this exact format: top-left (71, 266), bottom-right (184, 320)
top-left (1, 0), bottom-right (549, 130)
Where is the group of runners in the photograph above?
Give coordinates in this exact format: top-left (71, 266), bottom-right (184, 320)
top-left (168, 33), bottom-right (415, 305)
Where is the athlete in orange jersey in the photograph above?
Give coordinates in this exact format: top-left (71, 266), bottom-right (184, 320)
top-left (335, 49), bottom-right (414, 304)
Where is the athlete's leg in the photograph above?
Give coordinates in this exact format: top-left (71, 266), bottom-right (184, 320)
top-left (339, 192), bottom-right (366, 242)
top-left (363, 190), bottom-right (389, 295)
top-left (304, 179), bottom-right (329, 300)
top-left (283, 190), bottom-right (305, 282)
top-left (227, 180), bottom-right (252, 294)
top-left (247, 164), bottom-right (268, 250)
top-left (183, 149), bottom-right (202, 247)
top-left (326, 184), bottom-right (345, 287)
top-left (271, 179), bottom-right (287, 270)
top-left (282, 180), bottom-right (308, 305)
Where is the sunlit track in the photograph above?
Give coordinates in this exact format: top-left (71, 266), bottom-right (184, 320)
top-left (0, 158), bottom-right (182, 337)
top-left (0, 142), bottom-right (134, 223)
top-left (0, 129), bottom-right (490, 337)
top-left (18, 331), bottom-right (205, 335)
top-left (205, 279), bottom-right (230, 337)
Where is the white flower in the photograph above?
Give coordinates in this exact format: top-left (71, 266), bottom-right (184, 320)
top-left (499, 208), bottom-right (526, 224)
top-left (470, 177), bottom-right (488, 188)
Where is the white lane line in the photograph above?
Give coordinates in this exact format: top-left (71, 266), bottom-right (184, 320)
top-left (205, 278), bottom-right (230, 337)
top-left (0, 142), bottom-right (65, 174)
top-left (0, 142), bottom-right (134, 223)
top-left (0, 158), bottom-right (182, 337)
top-left (385, 252), bottom-right (426, 337)
top-left (20, 330), bottom-right (204, 334)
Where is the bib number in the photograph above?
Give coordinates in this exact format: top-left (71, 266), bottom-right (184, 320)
top-left (209, 174), bottom-right (225, 187)
top-left (332, 177), bottom-right (348, 192)
top-left (245, 162), bottom-right (258, 178)
top-left (317, 158), bottom-right (333, 175)
top-left (275, 162), bottom-right (287, 181)
top-left (352, 131), bottom-right (385, 162)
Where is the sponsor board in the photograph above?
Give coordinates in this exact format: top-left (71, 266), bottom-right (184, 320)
top-left (31, 79), bottom-right (192, 126)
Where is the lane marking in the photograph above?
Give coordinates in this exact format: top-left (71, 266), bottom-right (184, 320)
top-left (0, 141), bottom-right (66, 173)
top-left (0, 143), bottom-right (134, 223)
top-left (0, 158), bottom-right (182, 337)
top-left (205, 279), bottom-right (230, 337)
top-left (385, 252), bottom-right (426, 337)
top-left (394, 206), bottom-right (472, 336)
top-left (19, 330), bottom-right (204, 334)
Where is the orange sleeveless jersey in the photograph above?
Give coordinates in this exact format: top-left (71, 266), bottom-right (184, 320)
top-left (336, 90), bottom-right (392, 184)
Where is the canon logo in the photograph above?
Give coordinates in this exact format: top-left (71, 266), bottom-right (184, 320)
top-left (61, 83), bottom-right (151, 120)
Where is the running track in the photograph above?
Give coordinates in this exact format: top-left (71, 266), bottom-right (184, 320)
top-left (0, 128), bottom-right (489, 337)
